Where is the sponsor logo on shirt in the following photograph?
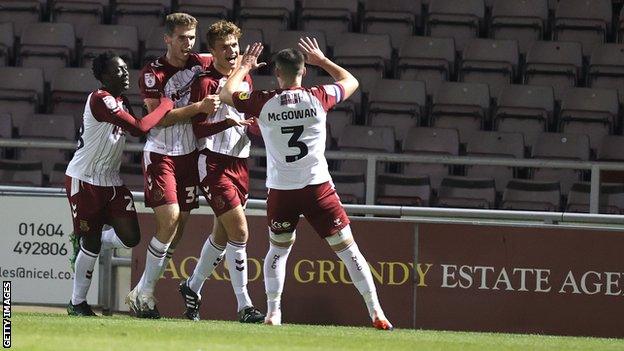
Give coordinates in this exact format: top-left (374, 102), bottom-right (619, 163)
top-left (238, 91), bottom-right (250, 100)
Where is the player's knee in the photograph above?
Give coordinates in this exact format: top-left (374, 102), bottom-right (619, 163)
top-left (325, 225), bottom-right (354, 251)
top-left (227, 227), bottom-right (248, 243)
top-left (269, 230), bottom-right (295, 248)
top-left (81, 234), bottom-right (102, 254)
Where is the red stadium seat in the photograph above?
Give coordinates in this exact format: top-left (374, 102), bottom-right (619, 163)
top-left (459, 38), bottom-right (519, 97)
top-left (50, 67), bottom-right (100, 128)
top-left (143, 26), bottom-right (167, 65)
top-left (333, 32), bottom-right (392, 94)
top-left (0, 159), bottom-right (43, 186)
top-left (502, 179), bottom-right (561, 211)
top-left (490, 0), bottom-right (548, 55)
top-left (18, 23), bottom-right (75, 83)
top-left (113, 0), bottom-right (167, 42)
top-left (0, 67), bottom-right (44, 126)
top-left (426, 0), bottom-right (485, 52)
top-left (367, 79), bottom-right (426, 146)
top-left (0, 0), bottom-right (41, 40)
top-left (330, 171), bottom-right (366, 204)
top-left (50, 0), bottom-right (106, 41)
top-left (177, 0), bottom-right (232, 27)
top-left (299, 0), bottom-right (359, 48)
top-left (566, 182), bottom-right (624, 214)
top-left (397, 36), bottom-right (455, 97)
top-left (363, 0), bottom-right (422, 50)
top-left (0, 22), bottom-right (14, 66)
top-left (402, 126), bottom-right (459, 190)
top-left (437, 176), bottom-right (497, 209)
top-left (553, 0), bottom-right (611, 57)
top-left (531, 132), bottom-right (590, 194)
top-left (19, 114), bottom-right (75, 175)
top-left (523, 41), bottom-right (583, 102)
top-left (588, 44), bottom-right (624, 105)
top-left (337, 125), bottom-right (395, 175)
top-left (238, 0), bottom-right (294, 47)
top-left (465, 130), bottom-right (525, 192)
top-left (431, 81), bottom-right (490, 144)
top-left (558, 87), bottom-right (618, 152)
top-left (81, 24), bottom-right (139, 68)
top-left (597, 135), bottom-right (624, 162)
top-left (376, 173), bottom-right (431, 206)
top-left (494, 84), bottom-right (554, 151)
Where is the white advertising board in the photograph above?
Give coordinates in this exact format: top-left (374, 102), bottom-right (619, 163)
top-left (0, 195), bottom-right (98, 304)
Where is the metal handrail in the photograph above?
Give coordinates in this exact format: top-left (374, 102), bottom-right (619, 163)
top-left (3, 137), bottom-right (624, 212)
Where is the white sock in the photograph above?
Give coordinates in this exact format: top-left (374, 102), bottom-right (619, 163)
top-left (188, 234), bottom-right (225, 297)
top-left (226, 240), bottom-right (252, 311)
top-left (139, 237), bottom-right (170, 295)
top-left (158, 247), bottom-right (175, 278)
top-left (101, 227), bottom-right (129, 250)
top-left (263, 242), bottom-right (292, 316)
top-left (334, 241), bottom-right (384, 320)
top-left (71, 239), bottom-right (98, 305)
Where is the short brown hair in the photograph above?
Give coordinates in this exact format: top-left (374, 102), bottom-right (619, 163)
top-left (206, 20), bottom-right (242, 48)
top-left (165, 13), bottom-right (197, 35)
top-left (274, 48), bottom-right (305, 78)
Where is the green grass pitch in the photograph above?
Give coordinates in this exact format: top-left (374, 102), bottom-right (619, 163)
top-left (10, 312), bottom-right (624, 351)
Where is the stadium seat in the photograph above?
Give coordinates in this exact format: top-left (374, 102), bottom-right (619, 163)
top-left (618, 6), bottom-right (624, 43)
top-left (367, 79), bottom-right (426, 146)
top-left (397, 36), bottom-right (455, 97)
top-left (50, 68), bottom-right (100, 127)
top-left (597, 135), bottom-right (624, 162)
top-left (489, 0), bottom-right (548, 56)
top-left (426, 0), bottom-right (485, 52)
top-left (19, 114), bottom-right (75, 175)
top-left (337, 125), bottom-right (395, 175)
top-left (531, 132), bottom-right (590, 194)
top-left (375, 173), bottom-right (431, 206)
top-left (523, 41), bottom-right (583, 101)
top-left (299, 0), bottom-right (359, 48)
top-left (238, 0), bottom-right (294, 47)
top-left (437, 176), bottom-right (496, 209)
top-left (566, 182), bottom-right (624, 214)
top-left (18, 23), bottom-right (75, 83)
top-left (48, 162), bottom-right (68, 188)
top-left (0, 67), bottom-right (44, 125)
top-left (0, 159), bottom-right (43, 186)
top-left (199, 21), bottom-right (261, 51)
top-left (465, 130), bottom-right (525, 192)
top-left (50, 0), bottom-right (106, 41)
top-left (0, 0), bottom-right (41, 40)
top-left (333, 33), bottom-right (392, 94)
top-left (362, 0), bottom-right (422, 50)
top-left (402, 126), bottom-right (459, 189)
top-left (0, 114), bottom-right (12, 158)
top-left (501, 179), bottom-right (561, 211)
top-left (81, 25), bottom-right (139, 68)
top-left (558, 88), bottom-right (618, 152)
top-left (0, 22), bottom-right (14, 66)
top-left (588, 44), bottom-right (624, 104)
top-left (553, 0), bottom-right (611, 57)
top-left (459, 38), bottom-right (519, 96)
top-left (247, 166), bottom-right (267, 199)
top-left (143, 26), bottom-right (167, 65)
top-left (251, 74), bottom-right (279, 90)
top-left (239, 29), bottom-right (265, 61)
top-left (113, 0), bottom-right (167, 42)
top-left (331, 171), bottom-right (366, 204)
top-left (431, 82), bottom-right (490, 144)
top-left (494, 84), bottom-right (554, 151)
top-left (177, 0), bottom-right (232, 26)
top-left (303, 75), bottom-right (361, 125)
top-left (269, 30), bottom-right (327, 76)
top-left (119, 163), bottom-right (145, 192)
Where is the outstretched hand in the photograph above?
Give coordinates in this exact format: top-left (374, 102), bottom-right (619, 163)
top-left (225, 117), bottom-right (255, 128)
top-left (298, 37), bottom-right (326, 66)
top-left (240, 42), bottom-right (266, 71)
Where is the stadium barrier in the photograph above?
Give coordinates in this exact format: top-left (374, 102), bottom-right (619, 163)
top-left (4, 137), bottom-right (624, 211)
top-left (1, 185), bottom-right (623, 338)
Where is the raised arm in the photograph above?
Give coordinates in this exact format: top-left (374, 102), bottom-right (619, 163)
top-left (298, 37), bottom-right (358, 100)
top-left (219, 43), bottom-right (265, 107)
top-left (95, 96), bottom-right (175, 136)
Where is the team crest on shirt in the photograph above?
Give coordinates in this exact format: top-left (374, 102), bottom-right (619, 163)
top-left (238, 92), bottom-right (250, 100)
top-left (80, 220), bottom-right (90, 232)
top-left (212, 195), bottom-right (225, 210)
top-left (152, 187), bottom-right (164, 202)
top-left (144, 73), bottom-right (156, 88)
